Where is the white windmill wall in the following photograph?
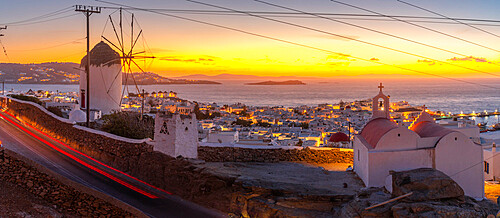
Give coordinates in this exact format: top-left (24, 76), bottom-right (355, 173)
top-left (80, 64), bottom-right (122, 115)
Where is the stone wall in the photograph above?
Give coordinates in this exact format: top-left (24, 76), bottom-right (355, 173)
top-left (198, 146), bottom-right (353, 164)
top-left (0, 148), bottom-right (138, 217)
top-left (0, 97), bottom-right (353, 216)
top-left (1, 98), bottom-right (238, 212)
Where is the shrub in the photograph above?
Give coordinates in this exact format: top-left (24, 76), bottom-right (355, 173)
top-left (47, 106), bottom-right (63, 118)
top-left (100, 111), bottom-right (154, 139)
top-left (9, 94), bottom-right (42, 105)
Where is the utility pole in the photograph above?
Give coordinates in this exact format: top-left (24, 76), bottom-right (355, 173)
top-left (1, 26), bottom-right (6, 96)
top-left (0, 26), bottom-right (7, 57)
top-left (0, 26), bottom-right (6, 36)
top-left (141, 89), bottom-right (145, 120)
top-left (347, 115), bottom-right (351, 147)
top-left (75, 5), bottom-right (101, 127)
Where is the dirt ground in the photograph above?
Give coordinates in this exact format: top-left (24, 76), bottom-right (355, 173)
top-left (0, 179), bottom-right (66, 218)
top-left (298, 162), bottom-right (352, 172)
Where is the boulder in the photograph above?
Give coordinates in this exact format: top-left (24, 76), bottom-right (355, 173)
top-left (339, 168), bottom-right (499, 217)
top-left (338, 187), bottom-right (394, 218)
top-left (391, 196), bottom-right (493, 218)
top-left (391, 168), bottom-right (464, 201)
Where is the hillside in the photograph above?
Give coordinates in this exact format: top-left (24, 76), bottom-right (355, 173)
top-left (0, 62), bottom-right (220, 85)
top-left (0, 62), bottom-right (80, 84)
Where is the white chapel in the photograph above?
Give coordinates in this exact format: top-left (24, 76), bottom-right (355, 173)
top-left (353, 83), bottom-right (484, 199)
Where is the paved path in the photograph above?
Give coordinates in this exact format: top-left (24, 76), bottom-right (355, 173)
top-left (0, 110), bottom-right (223, 218)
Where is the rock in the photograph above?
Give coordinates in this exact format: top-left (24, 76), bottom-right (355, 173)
top-left (339, 187), bottom-right (393, 218)
top-left (339, 168), bottom-right (500, 218)
top-left (391, 198), bottom-right (488, 218)
top-left (27, 181), bottom-right (34, 188)
top-left (391, 168), bottom-right (464, 201)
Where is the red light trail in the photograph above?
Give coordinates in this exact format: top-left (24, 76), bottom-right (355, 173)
top-left (0, 111), bottom-right (167, 199)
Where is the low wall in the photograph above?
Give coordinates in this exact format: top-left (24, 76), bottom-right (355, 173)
top-left (1, 97), bottom-right (237, 212)
top-left (1, 97), bottom-right (354, 216)
top-left (198, 146), bottom-right (353, 163)
top-left (0, 148), bottom-right (139, 217)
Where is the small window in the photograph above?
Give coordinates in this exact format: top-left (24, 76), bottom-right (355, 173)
top-left (485, 161), bottom-right (490, 174)
top-left (185, 127), bottom-right (188, 131)
top-left (397, 133), bottom-right (400, 137)
top-left (357, 150), bottom-right (360, 161)
top-left (455, 137), bottom-right (458, 141)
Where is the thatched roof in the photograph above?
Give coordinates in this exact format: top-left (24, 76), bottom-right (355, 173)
top-left (80, 41), bottom-right (121, 68)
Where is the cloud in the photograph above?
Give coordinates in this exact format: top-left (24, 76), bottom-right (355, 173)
top-left (160, 55), bottom-right (218, 65)
top-left (149, 48), bottom-right (175, 53)
top-left (448, 56), bottom-right (487, 62)
top-left (370, 58), bottom-right (379, 61)
top-left (326, 62), bottom-right (351, 67)
top-left (322, 54), bottom-right (353, 68)
top-left (417, 59), bottom-right (435, 66)
top-left (326, 53), bottom-right (352, 61)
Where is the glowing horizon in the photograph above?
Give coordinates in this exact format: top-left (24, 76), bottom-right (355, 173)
top-left (1, 0), bottom-right (500, 79)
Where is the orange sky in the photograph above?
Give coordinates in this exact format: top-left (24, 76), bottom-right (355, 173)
top-left (1, 0), bottom-right (500, 79)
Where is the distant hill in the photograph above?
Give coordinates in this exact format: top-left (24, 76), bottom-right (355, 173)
top-left (0, 62), bottom-right (220, 85)
top-left (245, 80), bottom-right (306, 85)
top-left (0, 62), bottom-right (80, 84)
top-left (123, 72), bottom-right (220, 85)
top-left (175, 73), bottom-right (321, 81)
top-left (174, 73), bottom-right (431, 82)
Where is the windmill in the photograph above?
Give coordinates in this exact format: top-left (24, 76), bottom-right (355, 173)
top-left (99, 8), bottom-right (155, 118)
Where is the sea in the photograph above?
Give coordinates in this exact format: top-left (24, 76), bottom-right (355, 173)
top-left (3, 78), bottom-right (499, 125)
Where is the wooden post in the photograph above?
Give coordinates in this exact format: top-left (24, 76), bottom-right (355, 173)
top-left (364, 192), bottom-right (413, 210)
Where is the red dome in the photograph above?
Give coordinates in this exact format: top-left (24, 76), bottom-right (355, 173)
top-left (329, 132), bottom-right (350, 142)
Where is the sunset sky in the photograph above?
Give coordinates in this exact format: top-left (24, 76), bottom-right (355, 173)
top-left (1, 0), bottom-right (500, 78)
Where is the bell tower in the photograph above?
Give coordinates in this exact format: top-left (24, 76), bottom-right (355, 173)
top-left (372, 83), bottom-right (390, 119)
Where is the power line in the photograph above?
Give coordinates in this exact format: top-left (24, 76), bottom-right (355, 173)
top-left (100, 7), bottom-right (500, 28)
top-left (186, 0), bottom-right (500, 78)
top-left (253, 0), bottom-right (500, 74)
top-left (0, 7), bottom-right (74, 26)
top-left (450, 145), bottom-right (499, 178)
top-left (96, 0), bottom-right (500, 90)
top-left (330, 0), bottom-right (500, 53)
top-left (6, 13), bottom-right (79, 27)
top-left (121, 11), bottom-right (500, 27)
top-left (396, 0), bottom-right (500, 39)
top-left (99, 7), bottom-right (500, 25)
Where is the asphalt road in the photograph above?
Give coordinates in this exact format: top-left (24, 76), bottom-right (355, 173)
top-left (0, 110), bottom-right (224, 218)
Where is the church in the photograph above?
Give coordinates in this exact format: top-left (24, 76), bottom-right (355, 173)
top-left (353, 83), bottom-right (484, 199)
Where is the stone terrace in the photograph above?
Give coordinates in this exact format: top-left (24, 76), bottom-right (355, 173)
top-left (194, 161), bottom-right (363, 217)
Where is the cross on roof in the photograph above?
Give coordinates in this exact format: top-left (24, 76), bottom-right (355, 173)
top-left (378, 83), bottom-right (384, 92)
top-left (422, 105), bottom-right (427, 111)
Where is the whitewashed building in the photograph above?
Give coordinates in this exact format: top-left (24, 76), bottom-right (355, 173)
top-left (207, 131), bottom-right (239, 144)
top-left (353, 83), bottom-right (484, 199)
top-left (483, 132), bottom-right (500, 181)
top-left (154, 112), bottom-right (198, 159)
top-left (80, 41), bottom-right (122, 115)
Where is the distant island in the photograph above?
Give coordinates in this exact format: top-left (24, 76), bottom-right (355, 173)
top-left (245, 80), bottom-right (306, 85)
